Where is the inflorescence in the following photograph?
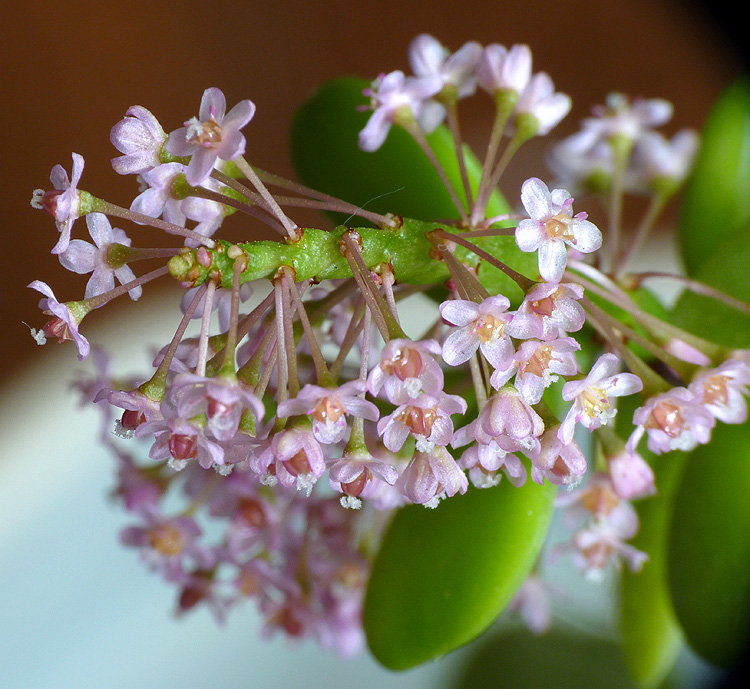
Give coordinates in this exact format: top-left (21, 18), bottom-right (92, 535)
top-left (28, 34), bottom-right (750, 655)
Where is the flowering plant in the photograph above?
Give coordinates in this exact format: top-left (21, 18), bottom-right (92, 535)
top-left (28, 34), bottom-right (750, 684)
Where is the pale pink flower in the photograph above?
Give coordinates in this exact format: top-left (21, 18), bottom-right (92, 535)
top-left (377, 392), bottom-right (466, 453)
top-left (516, 177), bottom-right (602, 282)
top-left (395, 446), bottom-right (468, 506)
top-left (515, 72), bottom-right (571, 136)
top-left (608, 450), bottom-right (655, 500)
top-left (130, 162), bottom-right (189, 226)
top-left (628, 387), bottom-right (715, 454)
top-left (170, 372), bottom-right (266, 443)
top-left (408, 34), bottom-right (483, 99)
top-left (367, 338), bottom-right (444, 404)
top-left (358, 71), bottom-right (443, 152)
top-left (490, 337), bottom-right (579, 403)
top-left (440, 295), bottom-right (538, 369)
top-left (517, 281), bottom-right (586, 340)
top-left (255, 427), bottom-right (327, 495)
top-left (530, 426), bottom-right (587, 487)
top-left (559, 353), bottom-right (642, 443)
top-left (277, 381), bottom-right (379, 445)
top-left (476, 43), bottom-right (532, 97)
top-left (120, 506), bottom-right (213, 581)
top-left (688, 359), bottom-right (750, 424)
top-left (32, 153), bottom-right (85, 255)
top-left (59, 212), bottom-right (141, 300)
top-left (628, 129), bottom-right (699, 193)
top-left (575, 93), bottom-right (673, 152)
top-left (27, 280), bottom-right (90, 360)
top-left (110, 105), bottom-right (167, 175)
top-left (166, 87), bottom-right (256, 185)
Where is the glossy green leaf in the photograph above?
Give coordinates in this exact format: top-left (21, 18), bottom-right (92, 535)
top-left (678, 78), bottom-right (750, 276)
top-left (620, 450), bottom-right (686, 688)
top-left (667, 422), bottom-right (750, 667)
top-left (449, 628), bottom-right (638, 689)
top-left (363, 480), bottom-right (556, 670)
top-left (290, 78), bottom-right (538, 301)
top-left (669, 222), bottom-right (750, 349)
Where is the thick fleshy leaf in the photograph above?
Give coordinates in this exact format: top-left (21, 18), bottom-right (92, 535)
top-left (449, 628), bottom-right (638, 689)
top-left (290, 77), bottom-right (538, 301)
top-left (620, 449), bottom-right (686, 688)
top-left (363, 480), bottom-right (556, 670)
top-left (666, 422), bottom-right (750, 667)
top-left (678, 78), bottom-right (750, 276)
top-left (669, 223), bottom-right (750, 349)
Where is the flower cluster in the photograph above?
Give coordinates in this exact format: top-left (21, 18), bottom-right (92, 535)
top-left (28, 33), bottom-right (750, 650)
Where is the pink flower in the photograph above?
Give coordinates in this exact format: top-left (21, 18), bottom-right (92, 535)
top-left (110, 105), bottom-right (167, 175)
top-left (166, 87), bottom-right (256, 185)
top-left (170, 372), bottom-right (266, 442)
top-left (255, 427), bottom-right (327, 495)
top-left (59, 212), bottom-right (141, 300)
top-left (395, 446), bottom-right (468, 506)
top-left (530, 426), bottom-right (587, 487)
top-left (628, 387), bottom-right (715, 454)
top-left (440, 295), bottom-right (538, 369)
top-left (367, 338), bottom-right (444, 404)
top-left (120, 507), bottom-right (213, 581)
top-left (688, 359), bottom-right (750, 424)
top-left (515, 73), bottom-right (571, 136)
top-left (517, 281), bottom-right (585, 340)
top-left (575, 93), bottom-right (673, 152)
top-left (358, 71), bottom-right (443, 152)
top-left (628, 129), bottom-right (699, 193)
top-left (32, 153), bottom-right (85, 255)
top-left (476, 43), bottom-right (532, 97)
top-left (138, 405), bottom-right (226, 472)
top-left (490, 337), bottom-right (579, 404)
top-left (277, 381), bottom-right (379, 445)
top-left (469, 386), bottom-right (545, 451)
top-left (559, 353), bottom-right (642, 443)
top-left (328, 450), bottom-right (399, 505)
top-left (516, 177), bottom-right (602, 282)
top-left (608, 450), bottom-right (655, 500)
top-left (27, 280), bottom-right (90, 360)
top-left (377, 392), bottom-right (466, 453)
top-left (408, 34), bottom-right (483, 100)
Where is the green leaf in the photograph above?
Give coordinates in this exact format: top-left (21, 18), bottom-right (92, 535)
top-left (449, 628), bottom-right (639, 689)
top-left (678, 78), bottom-right (750, 276)
top-left (668, 222), bottom-right (750, 349)
top-left (620, 450), bottom-right (686, 688)
top-left (667, 422), bottom-right (750, 667)
top-left (363, 480), bottom-right (556, 670)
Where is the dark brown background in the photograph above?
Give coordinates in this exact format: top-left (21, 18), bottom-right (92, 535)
top-left (3, 0), bottom-right (746, 386)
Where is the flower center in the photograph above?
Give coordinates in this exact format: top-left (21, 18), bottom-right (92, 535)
top-left (312, 396), bottom-right (345, 424)
top-left (186, 116), bottom-right (223, 147)
top-left (342, 467), bottom-right (371, 497)
top-left (702, 375), bottom-right (729, 406)
top-left (168, 433), bottom-right (198, 460)
top-left (544, 216), bottom-right (575, 242)
top-left (149, 523), bottom-right (184, 557)
top-left (474, 315), bottom-right (505, 343)
top-left (396, 405), bottom-right (438, 437)
top-left (644, 401), bottom-right (684, 437)
top-left (580, 386), bottom-right (611, 419)
top-left (382, 347), bottom-right (423, 380)
top-left (580, 481), bottom-right (620, 517)
top-left (283, 449), bottom-right (312, 477)
top-left (521, 344), bottom-right (554, 378)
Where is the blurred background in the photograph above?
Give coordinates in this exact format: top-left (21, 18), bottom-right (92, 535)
top-left (2, 1), bottom-right (748, 687)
